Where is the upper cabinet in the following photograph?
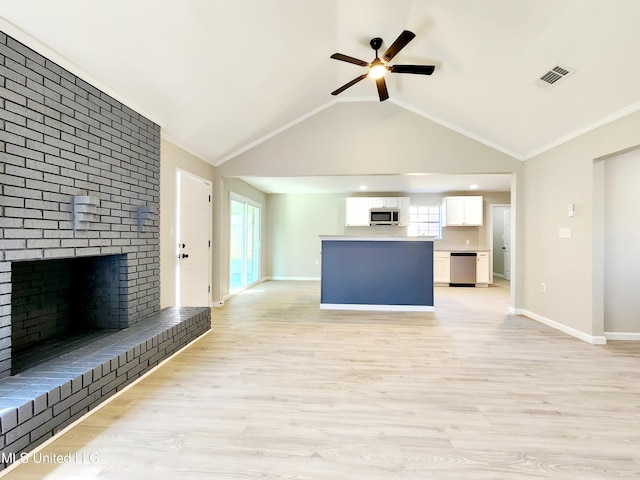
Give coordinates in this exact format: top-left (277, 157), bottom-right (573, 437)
top-left (441, 196), bottom-right (483, 226)
top-left (345, 197), bottom-right (371, 226)
top-left (345, 197), bottom-right (411, 226)
top-left (369, 197), bottom-right (398, 208)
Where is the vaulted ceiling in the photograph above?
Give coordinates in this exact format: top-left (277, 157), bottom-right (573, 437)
top-left (2, 0), bottom-right (640, 171)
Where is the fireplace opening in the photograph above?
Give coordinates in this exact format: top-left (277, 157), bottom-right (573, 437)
top-left (10, 254), bottom-right (129, 374)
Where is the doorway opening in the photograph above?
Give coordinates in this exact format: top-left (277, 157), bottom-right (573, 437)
top-left (229, 193), bottom-right (261, 294)
top-left (491, 204), bottom-right (511, 281)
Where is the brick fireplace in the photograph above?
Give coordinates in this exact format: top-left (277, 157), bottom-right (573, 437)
top-left (1, 31), bottom-right (210, 465)
top-left (0, 31), bottom-right (160, 378)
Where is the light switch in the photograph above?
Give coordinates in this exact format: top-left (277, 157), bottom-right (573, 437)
top-left (559, 227), bottom-right (572, 238)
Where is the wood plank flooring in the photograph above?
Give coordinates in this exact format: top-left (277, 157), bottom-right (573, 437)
top-left (3, 280), bottom-right (640, 479)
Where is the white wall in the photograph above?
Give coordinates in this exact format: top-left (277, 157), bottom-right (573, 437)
top-left (216, 102), bottom-right (520, 177)
top-left (523, 109), bottom-right (640, 341)
top-left (604, 148), bottom-right (640, 334)
top-left (267, 194), bottom-right (345, 279)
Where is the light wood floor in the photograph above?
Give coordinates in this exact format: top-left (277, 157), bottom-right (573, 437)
top-left (4, 281), bottom-right (640, 479)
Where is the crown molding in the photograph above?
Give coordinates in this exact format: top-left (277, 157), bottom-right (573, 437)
top-left (523, 100), bottom-right (640, 160)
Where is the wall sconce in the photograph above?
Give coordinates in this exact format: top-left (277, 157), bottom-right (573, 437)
top-left (73, 195), bottom-right (99, 231)
top-left (138, 205), bottom-right (152, 232)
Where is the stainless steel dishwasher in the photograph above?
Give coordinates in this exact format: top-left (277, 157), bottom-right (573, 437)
top-left (450, 252), bottom-right (477, 286)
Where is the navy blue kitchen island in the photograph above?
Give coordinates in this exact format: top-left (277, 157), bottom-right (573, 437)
top-left (320, 236), bottom-right (434, 311)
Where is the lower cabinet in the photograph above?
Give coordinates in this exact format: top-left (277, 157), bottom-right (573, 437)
top-left (433, 251), bottom-right (451, 285)
top-left (476, 252), bottom-right (490, 285)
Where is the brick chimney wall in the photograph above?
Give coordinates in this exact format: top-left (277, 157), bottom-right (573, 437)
top-left (0, 31), bottom-right (161, 379)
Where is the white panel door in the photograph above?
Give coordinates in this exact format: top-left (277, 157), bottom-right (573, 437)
top-left (177, 171), bottom-right (211, 307)
top-left (503, 209), bottom-right (511, 281)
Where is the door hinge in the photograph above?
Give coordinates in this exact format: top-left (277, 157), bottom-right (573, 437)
top-left (209, 195), bottom-right (211, 202)
top-left (208, 240), bottom-right (211, 247)
top-left (208, 285), bottom-right (211, 293)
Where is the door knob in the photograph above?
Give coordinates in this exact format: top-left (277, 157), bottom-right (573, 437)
top-left (181, 253), bottom-right (189, 258)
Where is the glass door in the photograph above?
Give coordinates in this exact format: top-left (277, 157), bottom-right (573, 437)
top-left (229, 194), bottom-right (261, 293)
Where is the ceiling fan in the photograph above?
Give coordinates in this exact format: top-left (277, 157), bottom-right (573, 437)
top-left (330, 30), bottom-right (435, 102)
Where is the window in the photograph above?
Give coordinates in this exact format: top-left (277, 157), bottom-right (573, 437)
top-left (230, 194), bottom-right (261, 293)
top-left (408, 205), bottom-right (441, 238)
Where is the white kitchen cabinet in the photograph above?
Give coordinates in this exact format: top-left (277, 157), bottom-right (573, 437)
top-left (369, 197), bottom-right (398, 208)
top-left (441, 196), bottom-right (483, 226)
top-left (476, 252), bottom-right (490, 284)
top-left (398, 197), bottom-right (410, 225)
top-left (433, 251), bottom-right (451, 284)
top-left (345, 197), bottom-right (371, 226)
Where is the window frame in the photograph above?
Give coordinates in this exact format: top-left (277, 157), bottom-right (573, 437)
top-left (407, 205), bottom-right (442, 239)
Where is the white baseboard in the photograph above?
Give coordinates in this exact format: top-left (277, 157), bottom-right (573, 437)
top-left (518, 309), bottom-right (607, 345)
top-left (604, 332), bottom-right (640, 341)
top-left (320, 303), bottom-right (435, 312)
top-left (268, 276), bottom-right (321, 281)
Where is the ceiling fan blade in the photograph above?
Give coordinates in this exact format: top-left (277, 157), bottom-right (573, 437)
top-left (390, 64), bottom-right (435, 75)
top-left (382, 30), bottom-right (416, 62)
top-left (330, 53), bottom-right (369, 67)
top-left (331, 74), bottom-right (368, 96)
top-left (376, 77), bottom-right (389, 102)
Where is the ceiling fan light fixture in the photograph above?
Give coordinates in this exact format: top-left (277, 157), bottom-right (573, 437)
top-left (368, 60), bottom-right (387, 79)
top-left (330, 30), bottom-right (435, 100)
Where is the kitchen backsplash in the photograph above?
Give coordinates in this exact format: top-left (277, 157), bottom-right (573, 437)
top-left (436, 226), bottom-right (481, 249)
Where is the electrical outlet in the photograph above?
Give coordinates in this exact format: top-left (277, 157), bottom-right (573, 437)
top-left (540, 283), bottom-right (546, 292)
top-left (465, 239), bottom-right (470, 245)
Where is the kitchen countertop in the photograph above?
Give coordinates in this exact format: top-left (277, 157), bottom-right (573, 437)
top-left (320, 235), bottom-right (434, 242)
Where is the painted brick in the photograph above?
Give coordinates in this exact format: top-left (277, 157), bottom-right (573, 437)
top-left (0, 29), bottom-right (165, 467)
top-left (0, 175), bottom-right (25, 188)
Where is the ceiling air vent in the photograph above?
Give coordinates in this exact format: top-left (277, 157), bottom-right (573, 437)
top-left (534, 64), bottom-right (575, 89)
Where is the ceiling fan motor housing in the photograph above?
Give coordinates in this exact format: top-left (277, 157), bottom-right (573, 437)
top-left (370, 37), bottom-right (383, 51)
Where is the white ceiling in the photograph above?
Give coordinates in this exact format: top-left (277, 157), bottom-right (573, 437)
top-left (1, 0), bottom-right (640, 194)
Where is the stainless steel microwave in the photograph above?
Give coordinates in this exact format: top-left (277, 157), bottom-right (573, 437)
top-left (370, 207), bottom-right (400, 225)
